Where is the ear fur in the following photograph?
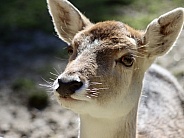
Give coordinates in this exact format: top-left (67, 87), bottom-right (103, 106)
top-left (143, 8), bottom-right (184, 58)
top-left (47, 0), bottom-right (92, 44)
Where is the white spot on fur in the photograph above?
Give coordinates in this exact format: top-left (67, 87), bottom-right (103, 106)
top-left (126, 36), bottom-right (137, 45)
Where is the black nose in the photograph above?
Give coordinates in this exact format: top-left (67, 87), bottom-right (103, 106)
top-left (56, 79), bottom-right (83, 98)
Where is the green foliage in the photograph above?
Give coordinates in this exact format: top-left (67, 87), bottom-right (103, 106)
top-left (0, 0), bottom-right (52, 31)
top-left (28, 90), bottom-right (49, 110)
top-left (66, 0), bottom-right (183, 30)
top-left (70, 0), bottom-right (135, 22)
top-left (12, 78), bottom-right (35, 91)
top-left (0, 0), bottom-right (183, 34)
top-left (55, 47), bottom-right (69, 59)
top-left (122, 0), bottom-right (184, 29)
top-left (12, 78), bottom-right (49, 110)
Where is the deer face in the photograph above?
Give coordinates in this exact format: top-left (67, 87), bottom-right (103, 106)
top-left (47, 0), bottom-right (184, 118)
top-left (53, 21), bottom-right (146, 117)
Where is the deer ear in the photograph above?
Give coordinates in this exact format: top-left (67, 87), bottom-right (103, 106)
top-left (47, 0), bottom-right (92, 44)
top-left (143, 8), bottom-right (184, 58)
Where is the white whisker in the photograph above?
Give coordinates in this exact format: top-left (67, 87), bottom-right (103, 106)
top-left (39, 84), bottom-right (52, 88)
top-left (53, 67), bottom-right (60, 75)
top-left (41, 77), bottom-right (52, 85)
top-left (50, 72), bottom-right (58, 77)
top-left (91, 82), bottom-right (102, 85)
top-left (49, 78), bottom-right (55, 81)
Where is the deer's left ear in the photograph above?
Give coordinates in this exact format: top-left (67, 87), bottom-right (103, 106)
top-left (143, 8), bottom-right (184, 58)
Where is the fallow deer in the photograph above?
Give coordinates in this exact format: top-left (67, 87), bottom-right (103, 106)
top-left (47, 0), bottom-right (184, 137)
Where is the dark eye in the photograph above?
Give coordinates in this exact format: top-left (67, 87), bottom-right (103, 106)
top-left (116, 54), bottom-right (135, 67)
top-left (67, 46), bottom-right (73, 55)
top-left (121, 54), bottom-right (134, 67)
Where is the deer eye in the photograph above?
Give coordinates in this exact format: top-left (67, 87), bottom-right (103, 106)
top-left (121, 54), bottom-right (134, 67)
top-left (116, 54), bottom-right (135, 67)
top-left (67, 46), bottom-right (73, 55)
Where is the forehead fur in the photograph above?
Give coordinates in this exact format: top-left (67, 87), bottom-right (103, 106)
top-left (88, 21), bottom-right (128, 41)
top-left (73, 21), bottom-right (143, 48)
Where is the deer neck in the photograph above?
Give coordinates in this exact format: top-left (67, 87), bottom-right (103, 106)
top-left (79, 105), bottom-right (138, 138)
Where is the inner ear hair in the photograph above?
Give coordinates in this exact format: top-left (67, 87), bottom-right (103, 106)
top-left (143, 8), bottom-right (184, 58)
top-left (47, 0), bottom-right (91, 44)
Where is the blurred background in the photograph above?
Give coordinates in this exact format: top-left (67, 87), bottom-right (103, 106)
top-left (0, 0), bottom-right (184, 138)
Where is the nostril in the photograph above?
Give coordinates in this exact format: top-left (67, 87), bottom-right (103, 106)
top-left (58, 79), bottom-right (64, 86)
top-left (69, 80), bottom-right (83, 92)
top-left (56, 79), bottom-right (83, 97)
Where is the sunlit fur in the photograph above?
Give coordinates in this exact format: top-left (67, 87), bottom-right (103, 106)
top-left (46, 0), bottom-right (184, 137)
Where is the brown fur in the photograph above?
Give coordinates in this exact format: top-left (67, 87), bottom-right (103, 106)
top-left (47, 1), bottom-right (184, 137)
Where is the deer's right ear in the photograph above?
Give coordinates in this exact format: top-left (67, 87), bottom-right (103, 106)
top-left (47, 0), bottom-right (92, 44)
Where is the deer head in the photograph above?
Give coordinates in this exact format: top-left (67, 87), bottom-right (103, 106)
top-left (47, 0), bottom-right (184, 118)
